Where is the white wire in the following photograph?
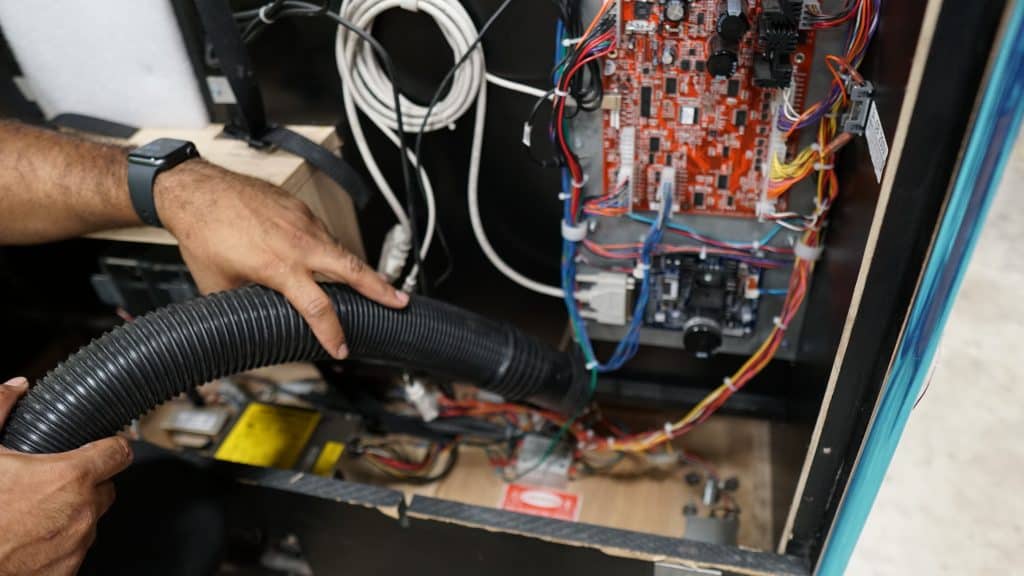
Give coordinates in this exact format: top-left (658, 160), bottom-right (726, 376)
top-left (334, 0), bottom-right (562, 297)
top-left (485, 73), bottom-right (552, 101)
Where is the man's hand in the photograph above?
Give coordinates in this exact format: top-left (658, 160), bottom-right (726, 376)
top-left (0, 121), bottom-right (408, 359)
top-left (0, 377), bottom-right (132, 576)
top-left (155, 160), bottom-right (409, 360)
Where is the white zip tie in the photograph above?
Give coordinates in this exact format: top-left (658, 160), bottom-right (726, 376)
top-left (258, 4), bottom-right (276, 23)
top-left (794, 240), bottom-right (825, 261)
top-left (521, 123), bottom-right (532, 147)
top-left (399, 0), bottom-right (420, 11)
top-left (699, 245), bottom-right (708, 260)
top-left (554, 88), bottom-right (571, 98)
top-left (813, 162), bottom-right (834, 171)
top-left (558, 192), bottom-right (570, 200)
top-left (585, 360), bottom-right (598, 370)
top-left (633, 261), bottom-right (650, 280)
top-left (773, 316), bottom-right (790, 330)
top-left (663, 422), bottom-right (674, 436)
top-left (571, 173), bottom-right (589, 189)
top-left (724, 377), bottom-right (737, 392)
top-left (561, 220), bottom-right (588, 242)
top-left (608, 437), bottom-right (616, 448)
top-left (561, 36), bottom-right (583, 47)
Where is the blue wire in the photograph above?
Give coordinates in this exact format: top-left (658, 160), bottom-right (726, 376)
top-left (626, 213), bottom-right (785, 249)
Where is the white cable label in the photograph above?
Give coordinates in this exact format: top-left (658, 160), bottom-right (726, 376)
top-left (865, 101), bottom-right (889, 183)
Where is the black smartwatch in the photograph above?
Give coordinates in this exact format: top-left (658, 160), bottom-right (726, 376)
top-left (127, 138), bottom-right (200, 227)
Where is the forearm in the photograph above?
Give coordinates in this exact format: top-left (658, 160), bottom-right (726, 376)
top-left (0, 121), bottom-right (141, 244)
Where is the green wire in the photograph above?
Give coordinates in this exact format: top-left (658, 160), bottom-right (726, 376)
top-left (503, 368), bottom-right (597, 483)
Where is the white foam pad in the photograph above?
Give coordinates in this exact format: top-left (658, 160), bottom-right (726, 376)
top-left (0, 0), bottom-right (209, 128)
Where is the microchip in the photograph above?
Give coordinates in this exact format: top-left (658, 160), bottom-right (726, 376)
top-left (642, 67), bottom-right (651, 75)
top-left (695, 60), bottom-right (706, 72)
top-left (727, 196), bottom-right (735, 207)
top-left (693, 191), bottom-right (705, 207)
top-left (756, 138), bottom-right (765, 146)
top-left (634, 1), bottom-right (653, 18)
top-left (722, 146), bottom-right (730, 158)
top-left (758, 126), bottom-right (767, 135)
top-left (727, 80), bottom-right (740, 97)
top-left (709, 129), bottom-right (718, 138)
top-left (735, 110), bottom-right (748, 126)
top-left (696, 13), bottom-right (705, 25)
top-left (640, 86), bottom-right (653, 117)
top-left (665, 77), bottom-right (678, 94)
top-left (649, 153), bottom-right (656, 164)
top-left (718, 174), bottom-right (729, 189)
top-left (689, 48), bottom-right (697, 56)
top-left (665, 155), bottom-right (673, 166)
top-left (680, 106), bottom-right (698, 124)
top-left (650, 137), bottom-right (660, 152)
top-left (680, 59), bottom-right (692, 71)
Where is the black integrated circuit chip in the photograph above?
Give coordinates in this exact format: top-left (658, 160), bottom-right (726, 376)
top-left (695, 60), bottom-right (706, 72)
top-left (722, 146), bottom-right (730, 158)
top-left (718, 174), bottom-right (729, 189)
top-left (680, 60), bottom-right (691, 71)
top-left (665, 77), bottom-right (678, 94)
top-left (696, 13), bottom-right (705, 25)
top-left (640, 86), bottom-right (653, 117)
top-left (727, 79), bottom-right (740, 97)
top-left (650, 137), bottom-right (660, 152)
top-left (635, 1), bottom-right (653, 18)
top-left (735, 110), bottom-right (748, 126)
top-left (694, 191), bottom-right (705, 207)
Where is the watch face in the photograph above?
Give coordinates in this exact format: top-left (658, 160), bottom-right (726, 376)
top-left (130, 138), bottom-right (197, 166)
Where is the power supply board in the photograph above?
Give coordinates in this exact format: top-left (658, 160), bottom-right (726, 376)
top-left (601, 0), bottom-right (815, 217)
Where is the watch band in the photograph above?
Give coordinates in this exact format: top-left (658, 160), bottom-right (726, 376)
top-left (127, 161), bottom-right (163, 228)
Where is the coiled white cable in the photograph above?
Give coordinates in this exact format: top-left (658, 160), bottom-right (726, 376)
top-left (334, 0), bottom-right (562, 297)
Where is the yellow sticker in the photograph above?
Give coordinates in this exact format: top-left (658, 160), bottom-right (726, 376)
top-left (214, 403), bottom-right (320, 469)
top-left (311, 441), bottom-right (346, 477)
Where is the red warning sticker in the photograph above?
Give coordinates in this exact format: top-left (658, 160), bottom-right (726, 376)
top-left (500, 483), bottom-right (581, 521)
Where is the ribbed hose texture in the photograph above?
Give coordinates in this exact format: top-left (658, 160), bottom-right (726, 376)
top-left (0, 284), bottom-right (585, 454)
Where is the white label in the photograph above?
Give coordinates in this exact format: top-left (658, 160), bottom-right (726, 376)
top-left (205, 76), bottom-right (237, 105)
top-left (865, 101), bottom-right (889, 183)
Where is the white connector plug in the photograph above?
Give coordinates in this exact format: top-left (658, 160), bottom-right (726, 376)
top-left (576, 271), bottom-right (634, 326)
top-left (404, 379), bottom-right (439, 422)
top-left (377, 223), bottom-right (412, 283)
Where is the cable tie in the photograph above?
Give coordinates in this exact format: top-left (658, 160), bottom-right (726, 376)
top-left (752, 240), bottom-right (761, 251)
top-left (561, 220), bottom-right (588, 242)
top-left (399, 0), bottom-right (420, 11)
top-left (663, 422), bottom-right (673, 437)
top-left (813, 162), bottom-right (834, 171)
top-left (585, 360), bottom-right (598, 370)
top-left (794, 240), bottom-right (824, 261)
top-left (724, 377), bottom-right (737, 392)
top-left (521, 123), bottom-right (532, 147)
top-left (633, 261), bottom-right (651, 280)
top-left (554, 88), bottom-right (571, 98)
top-left (571, 173), bottom-right (589, 189)
top-left (607, 437), bottom-right (616, 448)
top-left (561, 36), bottom-right (582, 47)
top-left (809, 143), bottom-right (821, 152)
top-left (773, 316), bottom-right (789, 331)
top-left (558, 192), bottom-right (570, 201)
top-left (258, 4), bottom-right (276, 24)
top-left (699, 245), bottom-right (708, 260)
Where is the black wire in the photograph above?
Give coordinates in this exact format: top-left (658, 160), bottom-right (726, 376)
top-left (410, 0), bottom-right (517, 282)
top-left (237, 1), bottom-right (427, 292)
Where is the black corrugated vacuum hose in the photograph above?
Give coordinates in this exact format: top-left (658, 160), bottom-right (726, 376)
top-left (0, 284), bottom-right (589, 454)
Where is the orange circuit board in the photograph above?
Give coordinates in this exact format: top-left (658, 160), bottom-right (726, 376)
top-left (601, 0), bottom-right (816, 217)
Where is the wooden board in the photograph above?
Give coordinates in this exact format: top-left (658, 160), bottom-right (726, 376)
top-left (85, 124), bottom-right (364, 259)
